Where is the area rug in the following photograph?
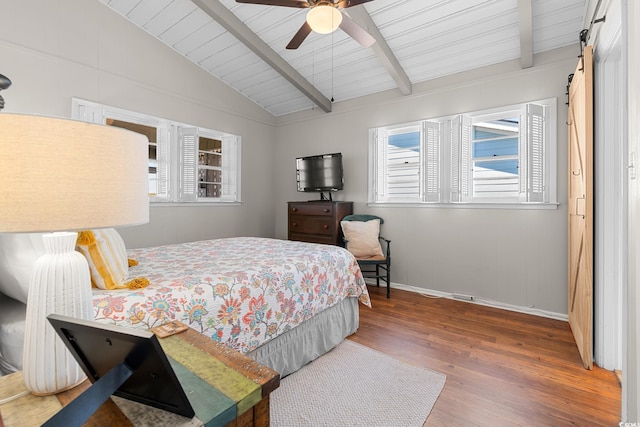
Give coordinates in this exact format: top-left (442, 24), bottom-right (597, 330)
top-left (270, 340), bottom-right (446, 427)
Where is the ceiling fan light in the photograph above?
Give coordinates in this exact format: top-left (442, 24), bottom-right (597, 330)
top-left (306, 5), bottom-right (342, 34)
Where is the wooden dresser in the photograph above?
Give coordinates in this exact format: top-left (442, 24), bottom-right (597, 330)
top-left (288, 201), bottom-right (353, 246)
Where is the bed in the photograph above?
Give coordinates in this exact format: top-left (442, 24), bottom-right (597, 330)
top-left (0, 235), bottom-right (370, 377)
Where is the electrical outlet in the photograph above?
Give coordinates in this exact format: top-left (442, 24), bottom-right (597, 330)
top-left (452, 293), bottom-right (474, 301)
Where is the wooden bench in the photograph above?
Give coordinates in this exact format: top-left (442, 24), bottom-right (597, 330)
top-left (0, 328), bottom-right (280, 426)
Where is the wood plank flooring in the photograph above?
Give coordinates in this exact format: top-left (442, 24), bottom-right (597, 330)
top-left (349, 286), bottom-right (621, 426)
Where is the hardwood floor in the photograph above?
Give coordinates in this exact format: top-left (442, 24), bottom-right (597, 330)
top-left (349, 286), bottom-right (621, 426)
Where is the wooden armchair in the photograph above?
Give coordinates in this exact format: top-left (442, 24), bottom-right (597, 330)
top-left (341, 214), bottom-right (391, 298)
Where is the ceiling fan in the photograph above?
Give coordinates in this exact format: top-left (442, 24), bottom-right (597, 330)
top-left (235, 0), bottom-right (376, 49)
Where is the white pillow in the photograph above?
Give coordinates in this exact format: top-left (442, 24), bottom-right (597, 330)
top-left (340, 219), bottom-right (384, 259)
top-left (0, 233), bottom-right (46, 304)
top-left (0, 293), bottom-right (26, 374)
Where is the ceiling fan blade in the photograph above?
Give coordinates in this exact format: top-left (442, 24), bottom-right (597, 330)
top-left (337, 0), bottom-right (374, 8)
top-left (286, 21), bottom-right (313, 49)
top-left (339, 12), bottom-right (375, 48)
top-left (235, 0), bottom-right (310, 8)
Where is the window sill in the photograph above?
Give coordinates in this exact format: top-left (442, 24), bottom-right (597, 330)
top-left (367, 202), bottom-right (559, 210)
top-left (150, 201), bottom-right (242, 207)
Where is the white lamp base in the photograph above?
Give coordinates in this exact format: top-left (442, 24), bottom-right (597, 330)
top-left (22, 232), bottom-right (92, 395)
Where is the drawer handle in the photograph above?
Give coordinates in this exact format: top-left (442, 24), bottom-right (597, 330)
top-left (323, 209), bottom-right (329, 212)
top-left (292, 222), bottom-right (297, 227)
top-left (292, 208), bottom-right (298, 212)
top-left (323, 224), bottom-right (329, 229)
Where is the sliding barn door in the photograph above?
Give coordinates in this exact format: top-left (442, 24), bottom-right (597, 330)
top-left (567, 45), bottom-right (594, 369)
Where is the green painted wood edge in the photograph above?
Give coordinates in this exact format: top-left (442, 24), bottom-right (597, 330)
top-left (159, 335), bottom-right (262, 415)
top-left (168, 358), bottom-right (236, 426)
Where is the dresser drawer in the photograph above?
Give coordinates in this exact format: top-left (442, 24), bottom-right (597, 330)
top-left (289, 215), bottom-right (335, 236)
top-left (287, 201), bottom-right (352, 246)
top-left (289, 233), bottom-right (335, 245)
top-left (289, 203), bottom-right (333, 216)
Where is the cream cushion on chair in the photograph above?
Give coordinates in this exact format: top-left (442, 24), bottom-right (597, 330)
top-left (340, 219), bottom-right (384, 259)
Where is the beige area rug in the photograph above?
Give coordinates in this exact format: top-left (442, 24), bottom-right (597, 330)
top-left (270, 340), bottom-right (446, 427)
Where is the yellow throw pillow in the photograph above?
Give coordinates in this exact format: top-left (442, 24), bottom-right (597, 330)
top-left (340, 219), bottom-right (384, 259)
top-left (76, 229), bottom-right (148, 290)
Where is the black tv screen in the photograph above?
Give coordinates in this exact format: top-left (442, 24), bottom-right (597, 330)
top-left (296, 153), bottom-right (344, 192)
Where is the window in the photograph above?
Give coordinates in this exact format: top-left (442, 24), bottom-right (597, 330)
top-left (370, 121), bottom-right (441, 203)
top-left (372, 124), bottom-right (420, 202)
top-left (198, 135), bottom-right (222, 199)
top-left (104, 119), bottom-right (161, 197)
top-left (471, 115), bottom-right (520, 199)
top-left (370, 99), bottom-right (557, 207)
top-left (72, 98), bottom-right (241, 203)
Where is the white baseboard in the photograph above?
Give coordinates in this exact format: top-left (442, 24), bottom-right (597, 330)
top-left (366, 280), bottom-right (568, 322)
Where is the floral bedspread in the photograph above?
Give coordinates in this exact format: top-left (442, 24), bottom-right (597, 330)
top-left (92, 237), bottom-right (370, 354)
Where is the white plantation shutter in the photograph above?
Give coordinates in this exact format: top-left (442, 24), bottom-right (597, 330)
top-left (221, 135), bottom-right (240, 202)
top-left (450, 115), bottom-right (472, 202)
top-left (528, 104), bottom-right (545, 202)
top-left (461, 116), bottom-right (472, 201)
top-left (450, 119), bottom-right (460, 201)
top-left (178, 127), bottom-right (198, 202)
top-left (73, 102), bottom-right (104, 124)
top-left (155, 124), bottom-right (170, 200)
top-left (518, 112), bottom-right (528, 198)
top-left (371, 128), bottom-right (389, 202)
top-left (519, 104), bottom-right (545, 202)
top-left (423, 121), bottom-right (441, 202)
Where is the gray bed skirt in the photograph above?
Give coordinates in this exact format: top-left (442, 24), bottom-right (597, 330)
top-left (247, 297), bottom-right (359, 377)
top-left (0, 295), bottom-right (360, 378)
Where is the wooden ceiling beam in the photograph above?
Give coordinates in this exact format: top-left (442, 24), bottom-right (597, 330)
top-left (347, 5), bottom-right (412, 95)
top-left (518, 0), bottom-right (534, 68)
top-left (192, 0), bottom-right (332, 113)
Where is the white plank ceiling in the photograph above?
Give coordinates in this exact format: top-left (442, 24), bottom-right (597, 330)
top-left (100, 0), bottom-right (587, 116)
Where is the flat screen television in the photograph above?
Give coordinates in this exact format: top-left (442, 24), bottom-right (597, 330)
top-left (296, 153), bottom-right (344, 198)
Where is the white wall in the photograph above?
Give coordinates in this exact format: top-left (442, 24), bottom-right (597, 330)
top-left (0, 0), bottom-right (278, 248)
top-left (274, 47), bottom-right (578, 315)
top-left (624, 0), bottom-right (640, 419)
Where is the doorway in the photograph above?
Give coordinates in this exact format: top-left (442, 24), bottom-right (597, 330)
top-left (593, 3), bottom-right (625, 373)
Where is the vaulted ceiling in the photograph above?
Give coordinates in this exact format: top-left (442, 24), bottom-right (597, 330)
top-left (100, 0), bottom-right (587, 116)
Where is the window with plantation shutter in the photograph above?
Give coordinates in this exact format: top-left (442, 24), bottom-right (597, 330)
top-left (221, 135), bottom-right (240, 202)
top-left (519, 104), bottom-right (546, 202)
top-left (450, 115), bottom-right (472, 202)
top-left (155, 124), bottom-right (170, 200)
top-left (74, 102), bottom-right (104, 124)
top-left (423, 121), bottom-right (441, 202)
top-left (178, 127), bottom-right (198, 202)
top-left (388, 127), bottom-right (421, 201)
top-left (72, 98), bottom-right (241, 204)
top-left (369, 128), bottom-right (389, 202)
top-left (470, 112), bottom-right (520, 201)
top-left (72, 100), bottom-right (166, 201)
top-left (370, 124), bottom-right (423, 203)
top-left (368, 98), bottom-right (557, 208)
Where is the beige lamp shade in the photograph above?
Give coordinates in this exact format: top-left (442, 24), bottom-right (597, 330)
top-left (306, 5), bottom-right (342, 34)
top-left (0, 113), bottom-right (149, 232)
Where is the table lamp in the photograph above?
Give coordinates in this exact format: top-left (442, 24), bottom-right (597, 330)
top-left (0, 113), bottom-right (149, 395)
